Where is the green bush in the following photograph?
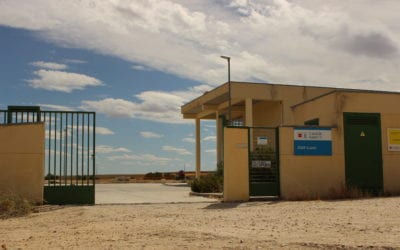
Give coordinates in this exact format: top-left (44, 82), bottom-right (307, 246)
top-left (144, 172), bottom-right (163, 180)
top-left (190, 162), bottom-right (223, 193)
top-left (190, 174), bottom-right (222, 193)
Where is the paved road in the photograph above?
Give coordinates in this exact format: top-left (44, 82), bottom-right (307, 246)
top-left (96, 183), bottom-right (217, 204)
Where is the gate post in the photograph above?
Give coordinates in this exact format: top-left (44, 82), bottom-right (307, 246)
top-left (223, 127), bottom-right (250, 202)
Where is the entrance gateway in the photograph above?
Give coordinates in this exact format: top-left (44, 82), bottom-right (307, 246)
top-left (3, 106), bottom-right (95, 204)
top-left (248, 127), bottom-right (280, 197)
top-left (343, 112), bottom-right (383, 192)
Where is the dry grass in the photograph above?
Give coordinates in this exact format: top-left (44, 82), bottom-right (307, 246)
top-left (286, 183), bottom-right (394, 201)
top-left (0, 192), bottom-right (32, 219)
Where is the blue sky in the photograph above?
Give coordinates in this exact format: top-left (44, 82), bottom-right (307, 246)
top-left (1, 0), bottom-right (400, 174)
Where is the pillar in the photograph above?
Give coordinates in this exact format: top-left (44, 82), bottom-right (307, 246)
top-left (195, 118), bottom-right (201, 178)
top-left (245, 98), bottom-right (253, 126)
top-left (216, 111), bottom-right (222, 164)
top-left (245, 98), bottom-right (253, 150)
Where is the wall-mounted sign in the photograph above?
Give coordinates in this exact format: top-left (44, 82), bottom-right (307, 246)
top-left (257, 136), bottom-right (268, 145)
top-left (294, 127), bottom-right (332, 155)
top-left (388, 128), bottom-right (400, 151)
top-left (251, 160), bottom-right (272, 168)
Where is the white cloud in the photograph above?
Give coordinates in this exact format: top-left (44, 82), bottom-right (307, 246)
top-left (203, 136), bottom-right (216, 142)
top-left (108, 153), bottom-right (171, 166)
top-left (63, 59), bottom-right (87, 64)
top-left (205, 149), bottom-right (216, 154)
top-left (30, 61), bottom-right (68, 70)
top-left (162, 145), bottom-right (192, 155)
top-left (140, 131), bottom-right (164, 138)
top-left (182, 137), bottom-right (195, 143)
top-left (97, 145), bottom-right (130, 154)
top-left (37, 103), bottom-right (75, 111)
top-left (27, 69), bottom-right (102, 92)
top-left (2, 0), bottom-right (400, 95)
top-left (96, 127), bottom-right (114, 135)
top-left (132, 65), bottom-right (151, 71)
top-left (80, 84), bottom-right (211, 123)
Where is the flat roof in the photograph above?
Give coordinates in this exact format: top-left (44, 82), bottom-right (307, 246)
top-left (181, 81), bottom-right (400, 116)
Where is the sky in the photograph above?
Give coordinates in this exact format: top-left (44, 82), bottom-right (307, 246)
top-left (1, 0), bottom-right (400, 174)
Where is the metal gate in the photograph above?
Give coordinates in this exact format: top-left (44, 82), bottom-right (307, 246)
top-left (1, 106), bottom-right (96, 204)
top-left (249, 127), bottom-right (280, 196)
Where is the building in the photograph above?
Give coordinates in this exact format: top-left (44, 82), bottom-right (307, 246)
top-left (181, 82), bottom-right (400, 201)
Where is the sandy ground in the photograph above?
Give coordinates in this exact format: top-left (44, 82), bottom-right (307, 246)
top-left (1, 197), bottom-right (400, 249)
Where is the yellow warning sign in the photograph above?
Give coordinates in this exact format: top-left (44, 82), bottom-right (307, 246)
top-left (360, 131), bottom-right (366, 137)
top-left (388, 128), bottom-right (400, 151)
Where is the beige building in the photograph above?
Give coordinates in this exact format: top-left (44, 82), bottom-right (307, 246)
top-left (181, 82), bottom-right (400, 201)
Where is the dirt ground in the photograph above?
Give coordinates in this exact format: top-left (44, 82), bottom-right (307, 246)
top-left (1, 197), bottom-right (400, 249)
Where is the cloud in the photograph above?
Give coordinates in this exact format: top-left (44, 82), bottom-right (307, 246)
top-left (27, 69), bottom-right (102, 92)
top-left (140, 131), bottom-right (164, 138)
top-left (202, 136), bottom-right (216, 142)
top-left (205, 149), bottom-right (216, 154)
top-left (336, 32), bottom-right (398, 59)
top-left (97, 145), bottom-right (130, 154)
top-left (182, 137), bottom-right (195, 143)
top-left (30, 61), bottom-right (68, 70)
top-left (96, 127), bottom-right (114, 135)
top-left (80, 84), bottom-right (211, 123)
top-left (2, 0), bottom-right (400, 92)
top-left (132, 65), bottom-right (152, 71)
top-left (63, 59), bottom-right (87, 64)
top-left (37, 103), bottom-right (75, 111)
top-left (162, 145), bottom-right (192, 155)
top-left (107, 153), bottom-right (171, 166)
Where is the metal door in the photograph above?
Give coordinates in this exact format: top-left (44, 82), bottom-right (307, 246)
top-left (249, 127), bottom-right (280, 196)
top-left (343, 113), bottom-right (383, 192)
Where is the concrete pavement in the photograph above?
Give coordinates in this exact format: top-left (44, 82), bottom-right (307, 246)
top-left (95, 183), bottom-right (217, 204)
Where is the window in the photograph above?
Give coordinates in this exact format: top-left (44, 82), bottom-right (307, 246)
top-left (304, 118), bottom-right (319, 126)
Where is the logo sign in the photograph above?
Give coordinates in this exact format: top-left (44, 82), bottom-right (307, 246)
top-left (257, 136), bottom-right (268, 145)
top-left (294, 127), bottom-right (332, 155)
top-left (388, 128), bottom-right (400, 151)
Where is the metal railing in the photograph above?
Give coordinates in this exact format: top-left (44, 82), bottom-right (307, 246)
top-left (1, 109), bottom-right (96, 187)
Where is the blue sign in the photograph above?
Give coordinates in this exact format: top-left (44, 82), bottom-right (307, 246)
top-left (294, 128), bottom-right (332, 155)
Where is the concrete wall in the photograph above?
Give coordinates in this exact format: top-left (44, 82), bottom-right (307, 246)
top-left (223, 127), bottom-right (249, 202)
top-left (293, 92), bottom-right (338, 126)
top-left (292, 91), bottom-right (400, 194)
top-left (253, 101), bottom-right (282, 127)
top-left (0, 123), bottom-right (45, 203)
top-left (339, 92), bottom-right (400, 193)
top-left (279, 127), bottom-right (345, 199)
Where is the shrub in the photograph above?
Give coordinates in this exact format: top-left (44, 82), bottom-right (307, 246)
top-left (190, 162), bottom-right (224, 193)
top-left (0, 192), bottom-right (32, 219)
top-left (190, 174), bottom-right (223, 193)
top-left (144, 172), bottom-right (163, 180)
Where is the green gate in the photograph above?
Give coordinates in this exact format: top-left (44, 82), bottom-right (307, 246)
top-left (2, 106), bottom-right (96, 205)
top-left (249, 127), bottom-right (280, 196)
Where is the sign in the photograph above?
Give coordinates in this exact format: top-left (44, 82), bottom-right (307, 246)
top-left (251, 160), bottom-right (271, 168)
top-left (388, 128), bottom-right (400, 151)
top-left (257, 136), bottom-right (268, 145)
top-left (294, 127), bottom-right (332, 155)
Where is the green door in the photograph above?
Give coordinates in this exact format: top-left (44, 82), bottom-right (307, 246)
top-left (343, 113), bottom-right (383, 192)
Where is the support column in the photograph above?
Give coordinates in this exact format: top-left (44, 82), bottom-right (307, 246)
top-left (216, 111), bottom-right (222, 164)
top-left (245, 98), bottom-right (253, 126)
top-left (245, 98), bottom-right (253, 150)
top-left (195, 118), bottom-right (201, 178)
